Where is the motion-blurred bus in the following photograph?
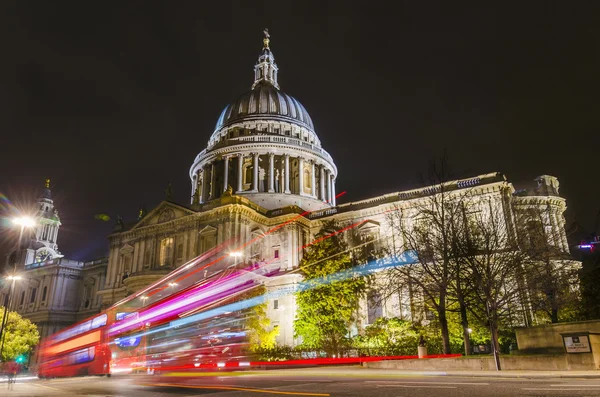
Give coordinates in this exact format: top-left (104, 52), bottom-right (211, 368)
top-left (37, 240), bottom-right (279, 377)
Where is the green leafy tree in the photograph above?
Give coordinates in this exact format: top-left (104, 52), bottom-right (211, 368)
top-left (0, 308), bottom-right (39, 362)
top-left (244, 286), bottom-right (279, 352)
top-left (294, 221), bottom-right (368, 356)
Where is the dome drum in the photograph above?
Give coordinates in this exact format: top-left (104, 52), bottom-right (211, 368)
top-left (190, 33), bottom-right (338, 211)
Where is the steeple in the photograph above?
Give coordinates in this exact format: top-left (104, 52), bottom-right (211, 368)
top-left (252, 29), bottom-right (279, 90)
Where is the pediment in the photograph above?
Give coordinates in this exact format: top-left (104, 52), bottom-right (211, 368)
top-left (199, 225), bottom-right (217, 235)
top-left (358, 220), bottom-right (380, 232)
top-left (130, 201), bottom-right (196, 230)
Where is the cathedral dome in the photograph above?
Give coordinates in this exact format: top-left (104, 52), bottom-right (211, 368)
top-left (214, 83), bottom-right (314, 132)
top-left (190, 30), bottom-right (338, 211)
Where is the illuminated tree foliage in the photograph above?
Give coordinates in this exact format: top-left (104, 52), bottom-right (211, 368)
top-left (243, 286), bottom-right (279, 352)
top-left (0, 308), bottom-right (39, 362)
top-left (294, 221), bottom-right (368, 356)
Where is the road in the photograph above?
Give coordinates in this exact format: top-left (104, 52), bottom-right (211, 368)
top-left (2, 367), bottom-right (600, 396)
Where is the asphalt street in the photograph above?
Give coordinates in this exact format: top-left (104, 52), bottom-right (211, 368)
top-left (2, 367), bottom-right (600, 396)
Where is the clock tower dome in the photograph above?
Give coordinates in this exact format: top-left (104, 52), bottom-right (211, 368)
top-left (25, 179), bottom-right (62, 265)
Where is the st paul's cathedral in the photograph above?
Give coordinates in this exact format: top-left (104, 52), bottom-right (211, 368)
top-left (4, 32), bottom-right (577, 347)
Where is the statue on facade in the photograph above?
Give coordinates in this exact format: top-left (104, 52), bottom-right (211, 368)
top-left (114, 215), bottom-right (125, 231)
top-left (223, 185), bottom-right (233, 197)
top-left (165, 182), bottom-right (173, 200)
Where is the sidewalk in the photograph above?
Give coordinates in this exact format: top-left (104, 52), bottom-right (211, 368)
top-left (285, 365), bottom-right (600, 379)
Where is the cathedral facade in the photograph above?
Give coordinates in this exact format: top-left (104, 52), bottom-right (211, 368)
top-left (4, 34), bottom-right (577, 348)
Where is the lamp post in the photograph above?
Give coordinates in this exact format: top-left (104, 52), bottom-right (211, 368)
top-left (466, 328), bottom-right (472, 355)
top-left (0, 216), bottom-right (35, 361)
top-left (0, 275), bottom-right (23, 360)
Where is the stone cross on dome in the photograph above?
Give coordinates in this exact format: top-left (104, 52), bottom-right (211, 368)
top-left (263, 28), bottom-right (270, 49)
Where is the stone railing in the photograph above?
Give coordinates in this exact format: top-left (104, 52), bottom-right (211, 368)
top-left (207, 135), bottom-right (335, 164)
top-left (25, 257), bottom-right (83, 270)
top-left (308, 173), bottom-right (506, 220)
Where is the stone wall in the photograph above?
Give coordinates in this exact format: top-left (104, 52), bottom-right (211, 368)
top-left (365, 355), bottom-right (586, 371)
top-left (516, 320), bottom-right (600, 352)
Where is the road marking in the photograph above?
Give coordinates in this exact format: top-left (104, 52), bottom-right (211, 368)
top-left (550, 384), bottom-right (600, 387)
top-left (376, 384), bottom-right (457, 389)
top-left (365, 380), bottom-right (489, 386)
top-left (523, 388), bottom-right (600, 391)
top-left (140, 382), bottom-right (331, 396)
top-left (31, 383), bottom-right (63, 391)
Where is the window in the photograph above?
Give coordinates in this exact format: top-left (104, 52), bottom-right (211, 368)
top-left (52, 314), bottom-right (108, 343)
top-left (176, 243), bottom-right (184, 261)
top-left (41, 286), bottom-right (47, 301)
top-left (144, 248), bottom-right (151, 266)
top-left (273, 249), bottom-right (279, 259)
top-left (20, 291), bottom-right (25, 306)
top-left (273, 300), bottom-right (279, 310)
top-left (30, 288), bottom-right (37, 303)
top-left (159, 238), bottom-right (174, 266)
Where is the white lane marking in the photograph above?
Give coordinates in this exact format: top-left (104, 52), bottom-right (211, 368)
top-left (376, 384), bottom-right (457, 389)
top-left (550, 384), bottom-right (600, 387)
top-left (365, 380), bottom-right (489, 385)
top-left (523, 388), bottom-right (600, 391)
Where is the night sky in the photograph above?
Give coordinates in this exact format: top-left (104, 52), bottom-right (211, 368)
top-left (0, 2), bottom-right (598, 261)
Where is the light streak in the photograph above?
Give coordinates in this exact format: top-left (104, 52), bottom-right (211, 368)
top-left (126, 252), bottom-right (417, 340)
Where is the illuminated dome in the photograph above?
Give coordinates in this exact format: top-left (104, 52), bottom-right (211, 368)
top-left (190, 31), bottom-right (337, 211)
top-left (214, 83), bottom-right (314, 132)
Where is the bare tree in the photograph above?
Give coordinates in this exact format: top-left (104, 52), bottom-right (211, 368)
top-left (457, 195), bottom-right (527, 370)
top-left (382, 158), bottom-right (469, 355)
top-left (516, 207), bottom-right (581, 323)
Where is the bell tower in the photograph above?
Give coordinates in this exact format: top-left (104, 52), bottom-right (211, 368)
top-left (26, 179), bottom-right (62, 264)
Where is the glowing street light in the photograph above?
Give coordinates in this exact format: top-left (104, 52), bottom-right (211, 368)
top-left (168, 282), bottom-right (178, 287)
top-left (6, 275), bottom-right (22, 281)
top-left (12, 217), bottom-right (36, 228)
top-left (229, 252), bottom-right (243, 258)
top-left (467, 328), bottom-right (472, 334)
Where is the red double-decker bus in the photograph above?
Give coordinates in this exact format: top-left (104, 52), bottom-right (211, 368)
top-left (36, 239), bottom-right (271, 378)
top-left (37, 313), bottom-right (112, 378)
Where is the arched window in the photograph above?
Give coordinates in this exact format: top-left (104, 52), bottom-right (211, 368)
top-left (303, 168), bottom-right (311, 193)
top-left (159, 238), bottom-right (174, 267)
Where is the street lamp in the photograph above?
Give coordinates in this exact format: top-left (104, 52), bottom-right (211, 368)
top-left (0, 216), bottom-right (35, 361)
top-left (11, 216), bottom-right (36, 266)
top-left (0, 275), bottom-right (23, 360)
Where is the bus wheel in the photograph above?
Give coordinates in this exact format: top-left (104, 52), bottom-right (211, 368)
top-left (106, 373), bottom-right (112, 378)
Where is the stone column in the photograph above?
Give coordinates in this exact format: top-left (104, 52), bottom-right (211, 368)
top-left (311, 161), bottom-right (316, 197)
top-left (236, 154), bottom-right (243, 193)
top-left (252, 153), bottom-right (259, 192)
top-left (298, 157), bottom-right (305, 196)
top-left (202, 166), bottom-right (210, 202)
top-left (223, 156), bottom-right (229, 192)
top-left (268, 153), bottom-right (275, 193)
top-left (196, 169), bottom-right (204, 203)
top-left (320, 166), bottom-right (326, 202)
top-left (331, 177), bottom-right (336, 206)
top-left (209, 162), bottom-right (216, 199)
top-left (325, 169), bottom-right (331, 203)
top-left (328, 173), bottom-right (333, 204)
top-left (284, 154), bottom-right (290, 194)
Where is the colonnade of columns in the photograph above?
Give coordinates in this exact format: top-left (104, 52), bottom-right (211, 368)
top-left (195, 153), bottom-right (336, 205)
